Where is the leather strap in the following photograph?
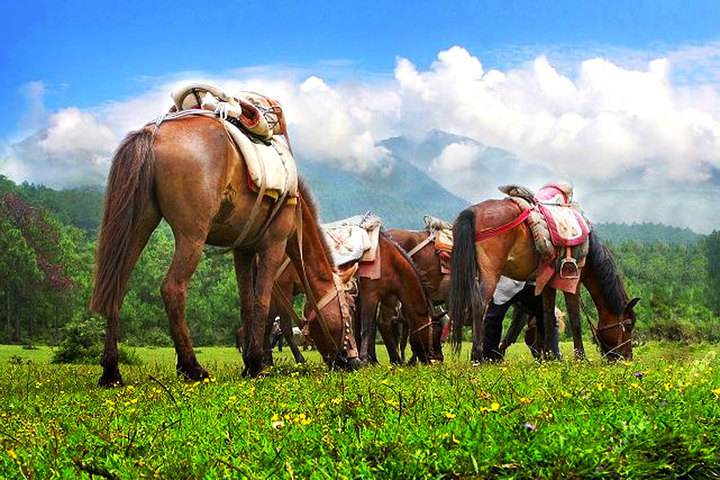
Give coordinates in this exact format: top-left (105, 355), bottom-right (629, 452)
top-left (475, 209), bottom-right (531, 242)
top-left (273, 257), bottom-right (292, 282)
top-left (407, 230), bottom-right (436, 258)
top-left (292, 201), bottom-right (342, 356)
top-left (272, 281), bottom-right (306, 328)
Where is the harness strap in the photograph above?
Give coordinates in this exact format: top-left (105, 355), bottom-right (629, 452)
top-left (293, 201), bottom-right (343, 357)
top-left (273, 257), bottom-right (292, 282)
top-left (475, 208), bottom-right (531, 242)
top-left (406, 230), bottom-right (436, 258)
top-left (272, 281), bottom-right (306, 329)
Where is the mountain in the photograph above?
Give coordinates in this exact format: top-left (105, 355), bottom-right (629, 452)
top-left (379, 129), bottom-right (554, 204)
top-left (298, 154), bottom-right (469, 228)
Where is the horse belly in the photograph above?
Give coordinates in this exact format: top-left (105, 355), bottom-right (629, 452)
top-left (502, 229), bottom-right (539, 281)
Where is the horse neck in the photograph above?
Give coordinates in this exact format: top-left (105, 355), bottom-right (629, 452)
top-left (285, 199), bottom-right (335, 294)
top-left (382, 236), bottom-right (430, 322)
top-left (582, 264), bottom-right (624, 326)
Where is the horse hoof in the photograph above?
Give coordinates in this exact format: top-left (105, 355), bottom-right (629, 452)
top-left (242, 361), bottom-right (269, 378)
top-left (98, 372), bottom-right (124, 388)
top-left (178, 365), bottom-right (210, 382)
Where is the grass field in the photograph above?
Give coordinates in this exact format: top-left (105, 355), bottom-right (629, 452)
top-left (1, 341), bottom-right (719, 479)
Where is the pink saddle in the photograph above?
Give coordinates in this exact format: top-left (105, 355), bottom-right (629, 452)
top-left (535, 184), bottom-right (589, 247)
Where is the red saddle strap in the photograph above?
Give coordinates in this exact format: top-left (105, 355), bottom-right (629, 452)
top-left (474, 208), bottom-right (531, 242)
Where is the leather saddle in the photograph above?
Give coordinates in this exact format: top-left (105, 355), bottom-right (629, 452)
top-left (500, 182), bottom-right (590, 279)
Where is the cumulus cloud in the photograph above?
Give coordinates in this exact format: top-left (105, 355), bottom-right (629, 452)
top-left (2, 44), bottom-right (720, 230)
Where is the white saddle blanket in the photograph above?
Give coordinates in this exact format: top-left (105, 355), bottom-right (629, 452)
top-left (223, 120), bottom-right (297, 197)
top-left (322, 214), bottom-right (382, 266)
top-left (170, 83), bottom-right (297, 197)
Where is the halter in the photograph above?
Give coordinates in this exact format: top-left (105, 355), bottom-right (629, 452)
top-left (579, 296), bottom-right (633, 358)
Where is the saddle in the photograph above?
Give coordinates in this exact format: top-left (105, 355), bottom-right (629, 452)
top-left (422, 215), bottom-right (453, 273)
top-left (170, 83), bottom-right (297, 199)
top-left (500, 182), bottom-right (591, 293)
top-left (322, 214), bottom-right (383, 279)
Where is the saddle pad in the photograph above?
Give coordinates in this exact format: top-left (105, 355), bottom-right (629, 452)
top-left (537, 203), bottom-right (589, 247)
top-left (435, 228), bottom-right (454, 253)
top-left (322, 214), bottom-right (383, 267)
top-left (223, 120), bottom-right (298, 197)
top-left (534, 184), bottom-right (588, 247)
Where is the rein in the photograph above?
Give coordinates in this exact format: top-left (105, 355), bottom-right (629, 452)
top-left (579, 296), bottom-right (633, 358)
top-left (291, 201), bottom-right (355, 360)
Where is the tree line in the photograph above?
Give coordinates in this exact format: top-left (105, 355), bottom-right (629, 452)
top-left (1, 175), bottom-right (718, 346)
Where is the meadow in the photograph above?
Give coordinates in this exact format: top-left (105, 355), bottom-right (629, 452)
top-left (1, 342), bottom-right (719, 479)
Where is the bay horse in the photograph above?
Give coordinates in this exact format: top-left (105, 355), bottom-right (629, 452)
top-left (90, 115), bottom-right (358, 386)
top-left (449, 200), bottom-right (639, 363)
top-left (354, 232), bottom-right (443, 365)
top-left (379, 228), bottom-right (450, 361)
top-left (268, 232), bottom-right (442, 365)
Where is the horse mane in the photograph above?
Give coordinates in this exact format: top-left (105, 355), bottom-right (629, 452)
top-left (586, 232), bottom-right (627, 315)
top-left (382, 230), bottom-right (435, 313)
top-left (297, 177), bottom-right (336, 269)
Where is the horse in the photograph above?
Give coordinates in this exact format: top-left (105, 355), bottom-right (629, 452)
top-left (269, 232), bottom-right (442, 365)
top-left (90, 115), bottom-right (359, 386)
top-left (449, 200), bottom-right (639, 363)
top-left (354, 232), bottom-right (443, 365)
top-left (378, 228), bottom-right (450, 361)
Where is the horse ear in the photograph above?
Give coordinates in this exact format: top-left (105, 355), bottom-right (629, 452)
top-left (625, 297), bottom-right (640, 312)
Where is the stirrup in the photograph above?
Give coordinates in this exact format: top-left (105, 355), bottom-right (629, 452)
top-left (559, 256), bottom-right (580, 279)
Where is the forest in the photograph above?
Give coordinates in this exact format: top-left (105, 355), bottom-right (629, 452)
top-left (1, 175), bottom-right (718, 347)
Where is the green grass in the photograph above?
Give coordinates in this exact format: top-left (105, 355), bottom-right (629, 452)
top-left (1, 342), bottom-right (719, 479)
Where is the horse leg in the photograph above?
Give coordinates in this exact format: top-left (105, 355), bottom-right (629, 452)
top-left (280, 314), bottom-right (305, 364)
top-left (471, 267), bottom-right (501, 364)
top-left (240, 241), bottom-right (288, 377)
top-left (161, 236), bottom-right (208, 381)
top-left (541, 288), bottom-right (561, 360)
top-left (564, 292), bottom-right (585, 360)
top-left (500, 306), bottom-right (527, 355)
top-left (99, 205), bottom-right (161, 387)
top-left (377, 304), bottom-right (402, 365)
top-left (357, 292), bottom-right (380, 365)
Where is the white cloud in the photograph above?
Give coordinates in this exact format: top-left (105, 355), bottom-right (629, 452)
top-left (2, 44), bottom-right (720, 230)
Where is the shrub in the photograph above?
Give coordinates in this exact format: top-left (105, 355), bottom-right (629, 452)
top-left (51, 313), bottom-right (141, 365)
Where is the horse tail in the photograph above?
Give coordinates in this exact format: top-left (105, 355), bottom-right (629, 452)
top-left (90, 128), bottom-right (156, 319)
top-left (449, 208), bottom-right (480, 353)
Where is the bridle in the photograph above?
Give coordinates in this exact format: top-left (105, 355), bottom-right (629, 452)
top-left (579, 296), bottom-right (634, 359)
top-left (272, 201), bottom-right (356, 362)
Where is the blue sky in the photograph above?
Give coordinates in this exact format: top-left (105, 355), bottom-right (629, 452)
top-left (2, 0), bottom-right (719, 133)
top-left (2, 1), bottom-right (720, 230)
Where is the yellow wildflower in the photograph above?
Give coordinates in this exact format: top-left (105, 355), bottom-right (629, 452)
top-left (490, 402), bottom-right (500, 412)
top-left (519, 397), bottom-right (532, 405)
top-left (443, 412), bottom-right (456, 419)
top-left (7, 449), bottom-right (17, 460)
top-left (712, 387), bottom-right (720, 397)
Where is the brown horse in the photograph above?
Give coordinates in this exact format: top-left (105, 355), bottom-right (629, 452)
top-left (354, 232), bottom-right (443, 365)
top-left (449, 200), bottom-right (639, 363)
top-left (90, 115), bottom-right (358, 386)
top-left (269, 232), bottom-right (442, 365)
top-left (379, 228), bottom-right (449, 361)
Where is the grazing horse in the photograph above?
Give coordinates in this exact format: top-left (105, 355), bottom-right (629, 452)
top-left (379, 228), bottom-right (449, 361)
top-left (354, 232), bottom-right (443, 365)
top-left (90, 116), bottom-right (358, 386)
top-left (268, 232), bottom-right (442, 365)
top-left (449, 200), bottom-right (639, 362)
